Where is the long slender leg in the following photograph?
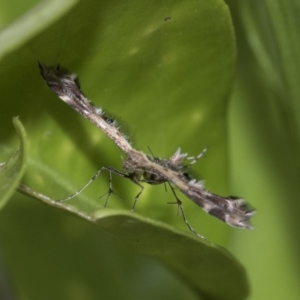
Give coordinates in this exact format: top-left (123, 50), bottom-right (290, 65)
top-left (168, 183), bottom-right (205, 239)
top-left (56, 166), bottom-right (128, 203)
top-left (56, 167), bottom-right (106, 202)
top-left (98, 168), bottom-right (123, 207)
top-left (130, 179), bottom-right (144, 211)
top-left (104, 167), bottom-right (146, 210)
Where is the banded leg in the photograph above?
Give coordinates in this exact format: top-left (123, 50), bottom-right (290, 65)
top-left (98, 168), bottom-right (123, 207)
top-left (129, 179), bottom-right (144, 211)
top-left (56, 167), bottom-right (127, 203)
top-left (168, 183), bottom-right (204, 239)
top-left (102, 171), bottom-right (145, 211)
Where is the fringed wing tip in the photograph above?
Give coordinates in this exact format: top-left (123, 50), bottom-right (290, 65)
top-left (229, 198), bottom-right (256, 229)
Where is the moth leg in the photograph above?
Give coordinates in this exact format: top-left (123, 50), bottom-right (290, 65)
top-left (98, 167), bottom-right (124, 207)
top-left (168, 183), bottom-right (205, 239)
top-left (56, 167), bottom-right (109, 203)
top-left (98, 168), bottom-right (144, 211)
top-left (56, 166), bottom-right (126, 204)
top-left (129, 179), bottom-right (144, 211)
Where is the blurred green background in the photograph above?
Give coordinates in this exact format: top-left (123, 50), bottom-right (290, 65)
top-left (1, 0), bottom-right (300, 299)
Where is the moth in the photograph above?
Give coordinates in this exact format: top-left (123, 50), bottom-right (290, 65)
top-left (39, 63), bottom-right (255, 236)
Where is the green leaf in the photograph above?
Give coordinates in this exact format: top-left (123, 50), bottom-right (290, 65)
top-left (0, 117), bottom-right (27, 210)
top-left (20, 0), bottom-right (236, 238)
top-left (17, 185), bottom-right (249, 300)
top-left (94, 210), bottom-right (249, 300)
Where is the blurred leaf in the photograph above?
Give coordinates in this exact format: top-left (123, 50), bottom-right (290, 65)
top-left (227, 0), bottom-right (300, 299)
top-left (0, 0), bottom-right (78, 60)
top-left (0, 117), bottom-right (27, 210)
